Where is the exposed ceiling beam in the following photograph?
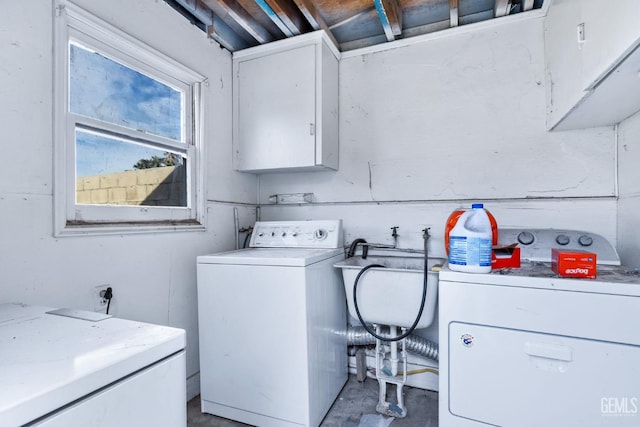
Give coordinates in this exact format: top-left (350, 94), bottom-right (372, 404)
top-left (291, 0), bottom-right (340, 49)
top-left (201, 0), bottom-right (275, 43)
top-left (262, 0), bottom-right (309, 36)
top-left (521, 0), bottom-right (534, 11)
top-left (174, 0), bottom-right (250, 51)
top-left (449, 0), bottom-right (458, 27)
top-left (254, 0), bottom-right (295, 36)
top-left (494, 0), bottom-right (511, 17)
top-left (373, 0), bottom-right (403, 42)
top-left (210, 14), bottom-right (252, 50)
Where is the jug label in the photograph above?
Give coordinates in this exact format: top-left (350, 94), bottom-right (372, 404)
top-left (449, 236), bottom-right (492, 267)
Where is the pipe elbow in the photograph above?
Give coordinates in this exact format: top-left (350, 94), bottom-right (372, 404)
top-left (347, 238), bottom-right (367, 258)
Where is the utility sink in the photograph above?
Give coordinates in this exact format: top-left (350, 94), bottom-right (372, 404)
top-left (334, 256), bottom-right (445, 329)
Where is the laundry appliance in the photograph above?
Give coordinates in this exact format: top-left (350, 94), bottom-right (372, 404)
top-left (439, 228), bottom-right (640, 427)
top-left (197, 220), bottom-right (347, 427)
top-left (0, 303), bottom-right (186, 427)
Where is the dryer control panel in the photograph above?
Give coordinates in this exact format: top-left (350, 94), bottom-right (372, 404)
top-left (250, 220), bottom-right (343, 249)
top-left (497, 228), bottom-right (620, 265)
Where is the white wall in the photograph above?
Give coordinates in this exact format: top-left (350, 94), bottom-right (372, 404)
top-left (0, 0), bottom-right (257, 400)
top-left (257, 13), bottom-right (619, 348)
top-left (259, 13), bottom-right (618, 252)
top-left (617, 111), bottom-right (640, 267)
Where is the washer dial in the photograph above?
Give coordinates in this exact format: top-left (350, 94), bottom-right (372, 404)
top-left (578, 235), bottom-right (593, 246)
top-left (314, 229), bottom-right (328, 240)
top-left (517, 231), bottom-right (535, 245)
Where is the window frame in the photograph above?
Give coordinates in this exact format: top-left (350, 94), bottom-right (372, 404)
top-left (53, 0), bottom-right (206, 236)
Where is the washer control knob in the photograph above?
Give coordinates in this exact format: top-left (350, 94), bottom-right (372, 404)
top-left (314, 229), bottom-right (327, 240)
top-left (517, 231), bottom-right (535, 245)
top-left (271, 232), bottom-right (275, 237)
top-left (556, 234), bottom-right (570, 245)
top-left (292, 232), bottom-right (298, 237)
top-left (578, 235), bottom-right (593, 247)
top-left (258, 233), bottom-right (264, 237)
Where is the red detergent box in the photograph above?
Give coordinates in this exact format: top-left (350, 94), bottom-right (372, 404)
top-left (491, 244), bottom-right (521, 269)
top-left (551, 248), bottom-right (597, 279)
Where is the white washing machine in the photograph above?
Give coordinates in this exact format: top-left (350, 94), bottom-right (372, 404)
top-left (439, 229), bottom-right (640, 427)
top-left (197, 220), bottom-right (347, 427)
top-left (0, 303), bottom-right (186, 427)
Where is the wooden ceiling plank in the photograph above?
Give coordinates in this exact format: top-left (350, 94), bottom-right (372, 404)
top-left (449, 0), bottom-right (459, 27)
top-left (328, 6), bottom-right (376, 30)
top-left (373, 0), bottom-right (403, 42)
top-left (341, 33), bottom-right (388, 51)
top-left (291, 0), bottom-right (340, 49)
top-left (201, 0), bottom-right (275, 43)
top-left (343, 17), bottom-right (454, 51)
top-left (265, 0), bottom-right (308, 36)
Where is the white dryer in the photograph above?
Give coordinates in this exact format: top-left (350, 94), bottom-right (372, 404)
top-left (0, 303), bottom-right (186, 427)
top-left (439, 229), bottom-right (640, 427)
top-left (197, 220), bottom-right (347, 427)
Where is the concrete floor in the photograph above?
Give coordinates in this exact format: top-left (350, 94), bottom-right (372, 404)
top-left (187, 374), bottom-right (438, 427)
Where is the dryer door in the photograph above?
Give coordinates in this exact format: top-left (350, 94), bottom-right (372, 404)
top-left (448, 322), bottom-right (640, 427)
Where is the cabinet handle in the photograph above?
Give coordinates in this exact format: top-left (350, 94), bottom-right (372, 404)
top-left (309, 123), bottom-right (315, 136)
top-left (524, 342), bottom-right (572, 362)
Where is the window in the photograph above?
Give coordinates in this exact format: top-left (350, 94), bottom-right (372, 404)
top-left (54, 1), bottom-right (205, 236)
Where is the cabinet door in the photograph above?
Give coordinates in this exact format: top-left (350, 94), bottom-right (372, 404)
top-left (580, 0), bottom-right (640, 89)
top-left (545, 0), bottom-right (640, 130)
top-left (236, 44), bottom-right (316, 171)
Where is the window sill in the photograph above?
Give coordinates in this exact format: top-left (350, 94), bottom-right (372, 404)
top-left (55, 220), bottom-right (206, 237)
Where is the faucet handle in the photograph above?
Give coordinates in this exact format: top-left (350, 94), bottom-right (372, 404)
top-left (391, 226), bottom-right (399, 238)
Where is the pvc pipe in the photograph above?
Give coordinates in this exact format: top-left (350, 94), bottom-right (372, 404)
top-left (233, 207), bottom-right (239, 250)
top-left (390, 326), bottom-right (398, 376)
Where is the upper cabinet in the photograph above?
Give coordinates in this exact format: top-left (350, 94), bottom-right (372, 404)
top-left (544, 0), bottom-right (640, 130)
top-left (232, 31), bottom-right (340, 173)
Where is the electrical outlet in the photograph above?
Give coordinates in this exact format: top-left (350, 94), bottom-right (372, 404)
top-left (94, 285), bottom-right (111, 312)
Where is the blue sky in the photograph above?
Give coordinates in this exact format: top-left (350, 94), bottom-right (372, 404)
top-left (70, 43), bottom-right (183, 177)
top-left (75, 131), bottom-right (170, 177)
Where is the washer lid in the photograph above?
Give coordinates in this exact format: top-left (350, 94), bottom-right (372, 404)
top-left (0, 303), bottom-right (185, 427)
top-left (197, 247), bottom-right (344, 267)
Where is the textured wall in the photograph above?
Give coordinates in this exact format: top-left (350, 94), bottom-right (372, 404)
top-left (259, 13), bottom-right (617, 246)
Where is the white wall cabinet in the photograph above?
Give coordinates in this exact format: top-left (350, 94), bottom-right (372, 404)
top-left (233, 31), bottom-right (339, 173)
top-left (544, 0), bottom-right (640, 130)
